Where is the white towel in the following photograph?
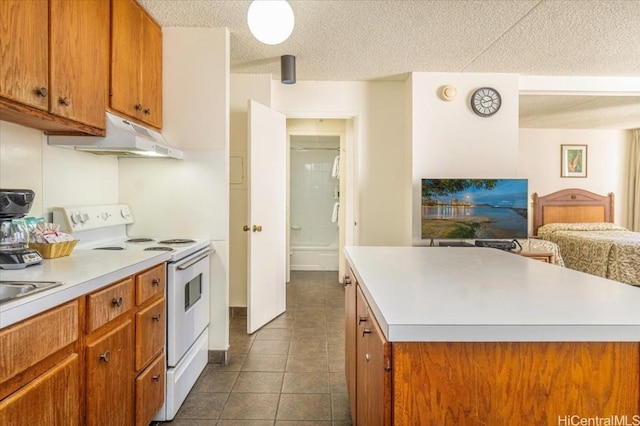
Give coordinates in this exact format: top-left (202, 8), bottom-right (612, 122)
top-left (331, 155), bottom-right (340, 178)
top-left (331, 202), bottom-right (340, 223)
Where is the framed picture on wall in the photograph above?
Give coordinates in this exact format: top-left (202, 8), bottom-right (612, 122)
top-left (561, 144), bottom-right (588, 178)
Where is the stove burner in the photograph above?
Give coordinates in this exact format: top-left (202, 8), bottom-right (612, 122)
top-left (126, 238), bottom-right (154, 243)
top-left (93, 247), bottom-right (125, 250)
top-left (144, 246), bottom-right (175, 252)
top-left (159, 239), bottom-right (195, 245)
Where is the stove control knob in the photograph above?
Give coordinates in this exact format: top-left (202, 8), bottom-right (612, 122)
top-left (70, 213), bottom-right (81, 225)
top-left (81, 213), bottom-right (90, 223)
top-left (101, 212), bottom-right (109, 220)
top-left (121, 207), bottom-right (131, 219)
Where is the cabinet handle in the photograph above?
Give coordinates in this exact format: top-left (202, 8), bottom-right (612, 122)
top-left (135, 103), bottom-right (142, 111)
top-left (365, 353), bottom-right (370, 361)
top-left (111, 296), bottom-right (123, 307)
top-left (144, 108), bottom-right (152, 115)
top-left (152, 278), bottom-right (160, 286)
top-left (59, 97), bottom-right (70, 106)
top-left (99, 350), bottom-right (110, 363)
top-left (362, 328), bottom-right (371, 337)
top-left (385, 357), bottom-right (392, 372)
top-left (343, 275), bottom-right (352, 286)
top-left (36, 87), bottom-right (48, 97)
top-left (152, 374), bottom-right (160, 382)
top-left (358, 316), bottom-right (367, 325)
top-left (152, 313), bottom-right (161, 322)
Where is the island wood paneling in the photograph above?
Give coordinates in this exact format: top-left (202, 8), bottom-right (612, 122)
top-left (392, 341), bottom-right (640, 426)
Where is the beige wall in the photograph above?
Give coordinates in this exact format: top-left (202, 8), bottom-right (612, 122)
top-left (519, 128), bottom-right (632, 227)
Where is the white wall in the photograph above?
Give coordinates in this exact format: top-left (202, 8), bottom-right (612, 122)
top-left (410, 72), bottom-right (521, 243)
top-left (519, 128), bottom-right (631, 226)
top-left (0, 121), bottom-right (119, 217)
top-left (119, 27), bottom-right (230, 351)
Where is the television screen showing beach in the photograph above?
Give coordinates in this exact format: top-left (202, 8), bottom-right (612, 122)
top-left (421, 179), bottom-right (528, 239)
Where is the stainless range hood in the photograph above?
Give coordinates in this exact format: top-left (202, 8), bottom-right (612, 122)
top-left (48, 112), bottom-right (183, 159)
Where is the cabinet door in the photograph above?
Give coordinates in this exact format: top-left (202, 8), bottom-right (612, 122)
top-left (140, 10), bottom-right (162, 128)
top-left (344, 265), bottom-right (357, 425)
top-left (49, 0), bottom-right (109, 128)
top-left (110, 0), bottom-right (143, 120)
top-left (86, 320), bottom-right (134, 426)
top-left (356, 286), bottom-right (391, 426)
top-left (0, 354), bottom-right (80, 426)
top-left (135, 353), bottom-right (165, 426)
top-left (0, 0), bottom-right (48, 110)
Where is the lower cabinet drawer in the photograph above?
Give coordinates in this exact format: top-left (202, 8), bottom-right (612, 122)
top-left (135, 297), bottom-right (165, 371)
top-left (0, 301), bottom-right (78, 383)
top-left (135, 353), bottom-right (165, 426)
top-left (86, 278), bottom-right (133, 333)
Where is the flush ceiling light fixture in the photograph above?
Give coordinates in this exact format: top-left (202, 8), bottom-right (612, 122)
top-left (281, 55), bottom-right (296, 84)
top-left (247, 0), bottom-right (295, 45)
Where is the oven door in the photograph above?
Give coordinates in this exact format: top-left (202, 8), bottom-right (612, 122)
top-left (166, 248), bottom-right (210, 367)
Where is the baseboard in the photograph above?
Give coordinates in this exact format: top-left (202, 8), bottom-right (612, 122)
top-left (230, 306), bottom-right (247, 318)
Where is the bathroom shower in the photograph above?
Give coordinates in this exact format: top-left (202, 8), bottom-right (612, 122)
top-left (289, 136), bottom-right (340, 271)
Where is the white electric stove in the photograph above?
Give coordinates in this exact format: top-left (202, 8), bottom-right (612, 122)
top-left (53, 204), bottom-right (211, 421)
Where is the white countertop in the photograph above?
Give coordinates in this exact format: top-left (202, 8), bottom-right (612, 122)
top-left (345, 246), bottom-right (640, 342)
top-left (0, 249), bottom-right (171, 329)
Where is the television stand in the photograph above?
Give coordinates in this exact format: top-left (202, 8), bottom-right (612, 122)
top-left (438, 241), bottom-right (475, 247)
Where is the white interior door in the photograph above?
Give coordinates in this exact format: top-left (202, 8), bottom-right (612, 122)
top-left (247, 100), bottom-right (287, 334)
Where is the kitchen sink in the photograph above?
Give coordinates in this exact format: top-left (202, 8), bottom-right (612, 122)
top-left (0, 281), bottom-right (62, 304)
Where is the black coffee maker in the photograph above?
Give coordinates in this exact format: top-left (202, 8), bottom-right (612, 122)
top-left (0, 189), bottom-right (43, 269)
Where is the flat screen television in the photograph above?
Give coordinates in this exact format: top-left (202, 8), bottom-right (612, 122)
top-left (421, 178), bottom-right (528, 240)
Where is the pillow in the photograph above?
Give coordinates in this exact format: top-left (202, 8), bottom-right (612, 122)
top-left (538, 222), bottom-right (628, 233)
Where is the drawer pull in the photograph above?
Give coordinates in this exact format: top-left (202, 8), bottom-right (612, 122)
top-left (152, 374), bottom-right (160, 382)
top-left (152, 278), bottom-right (160, 286)
top-left (111, 297), bottom-right (123, 307)
top-left (135, 103), bottom-right (142, 111)
top-left (36, 86), bottom-right (48, 97)
top-left (358, 316), bottom-right (367, 325)
top-left (343, 275), bottom-right (352, 286)
top-left (362, 328), bottom-right (371, 337)
top-left (99, 350), bottom-right (110, 363)
top-left (59, 96), bottom-right (70, 106)
top-left (144, 108), bottom-right (152, 115)
top-left (152, 314), bottom-right (161, 322)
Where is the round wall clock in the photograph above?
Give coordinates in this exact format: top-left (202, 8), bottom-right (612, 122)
top-left (470, 87), bottom-right (501, 117)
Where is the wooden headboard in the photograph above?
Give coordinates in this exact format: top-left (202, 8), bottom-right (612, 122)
top-left (531, 188), bottom-right (615, 236)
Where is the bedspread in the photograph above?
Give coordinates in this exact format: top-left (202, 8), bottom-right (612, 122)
top-left (537, 222), bottom-right (640, 286)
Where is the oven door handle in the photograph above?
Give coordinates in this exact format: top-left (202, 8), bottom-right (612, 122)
top-left (176, 250), bottom-right (212, 271)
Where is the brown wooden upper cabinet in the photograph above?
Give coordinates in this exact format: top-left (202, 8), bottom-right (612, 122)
top-left (0, 0), bottom-right (109, 133)
top-left (111, 0), bottom-right (163, 129)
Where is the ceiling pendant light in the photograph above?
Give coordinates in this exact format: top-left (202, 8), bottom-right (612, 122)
top-left (247, 0), bottom-right (295, 45)
top-left (281, 55), bottom-right (296, 84)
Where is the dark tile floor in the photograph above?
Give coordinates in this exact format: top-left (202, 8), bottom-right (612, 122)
top-left (159, 271), bottom-right (352, 426)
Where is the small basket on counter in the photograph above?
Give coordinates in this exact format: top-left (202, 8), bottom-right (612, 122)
top-left (29, 240), bottom-right (78, 259)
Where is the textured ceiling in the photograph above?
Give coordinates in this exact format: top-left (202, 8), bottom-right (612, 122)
top-left (139, 0), bottom-right (640, 129)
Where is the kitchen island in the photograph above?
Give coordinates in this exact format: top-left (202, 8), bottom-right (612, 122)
top-left (344, 246), bottom-right (640, 426)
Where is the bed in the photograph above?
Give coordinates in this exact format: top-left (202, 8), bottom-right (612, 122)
top-left (532, 188), bottom-right (640, 287)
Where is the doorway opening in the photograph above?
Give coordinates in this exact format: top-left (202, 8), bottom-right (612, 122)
top-left (286, 119), bottom-right (347, 276)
